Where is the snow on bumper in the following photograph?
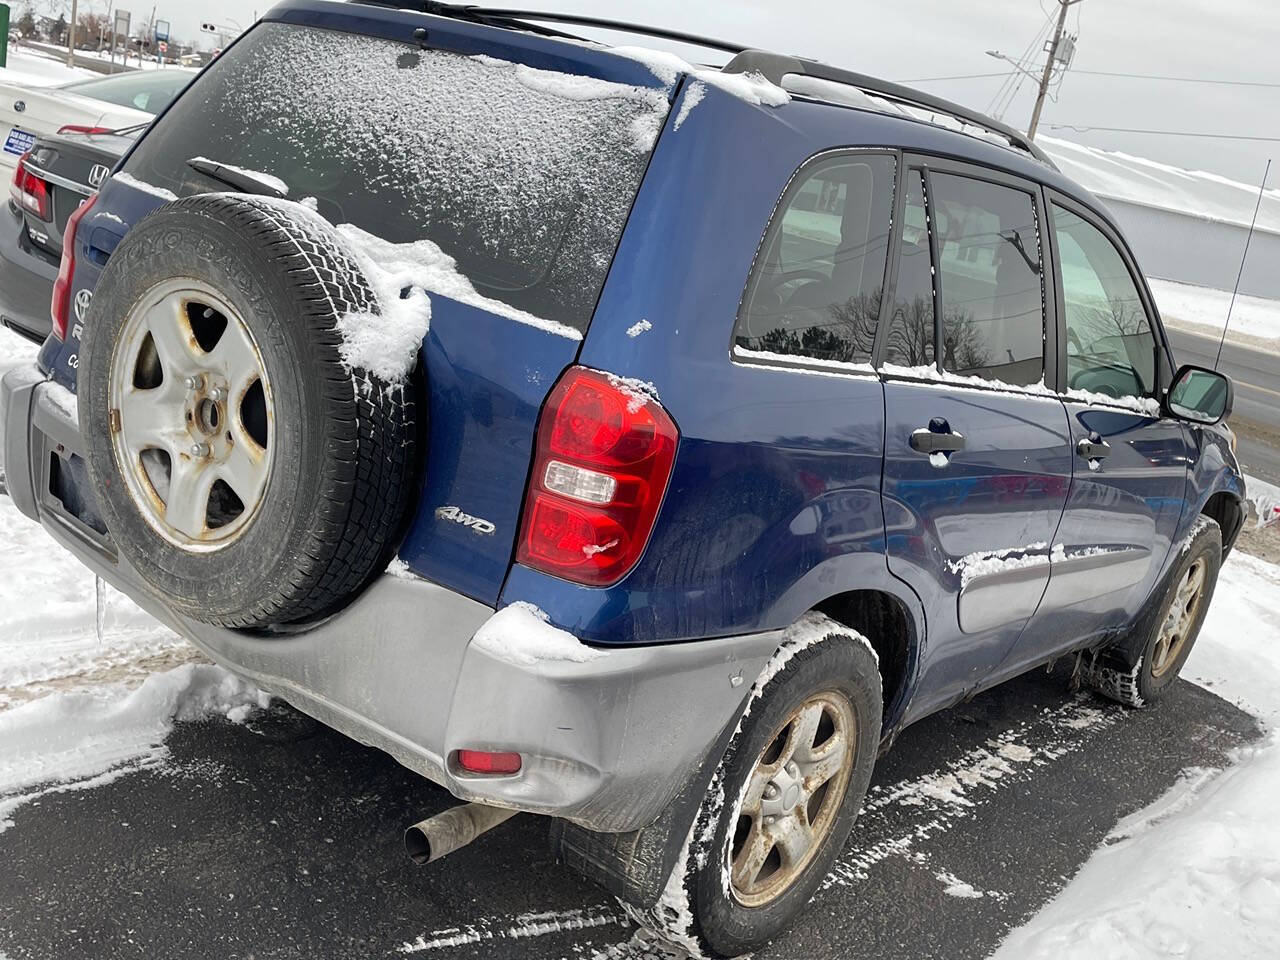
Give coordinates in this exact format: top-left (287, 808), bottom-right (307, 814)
top-left (0, 365), bottom-right (782, 833)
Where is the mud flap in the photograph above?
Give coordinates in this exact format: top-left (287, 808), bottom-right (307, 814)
top-left (549, 705), bottom-right (744, 911)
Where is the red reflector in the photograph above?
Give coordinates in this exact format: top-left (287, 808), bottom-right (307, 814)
top-left (517, 366), bottom-right (678, 586)
top-left (56, 125), bottom-right (113, 136)
top-left (456, 750), bottom-right (522, 775)
top-left (51, 193), bottom-right (98, 341)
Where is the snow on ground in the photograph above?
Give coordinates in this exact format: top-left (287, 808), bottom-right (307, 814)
top-left (1150, 277), bottom-right (1280, 344)
top-left (991, 550), bottom-right (1280, 960)
top-left (0, 48), bottom-right (97, 86)
top-left (0, 332), bottom-right (263, 831)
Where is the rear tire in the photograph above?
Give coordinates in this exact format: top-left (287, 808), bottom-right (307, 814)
top-left (1084, 516), bottom-right (1221, 707)
top-left (78, 194), bottom-right (419, 629)
top-left (650, 614), bottom-right (881, 958)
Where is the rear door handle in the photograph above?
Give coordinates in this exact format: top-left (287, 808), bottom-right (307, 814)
top-left (1076, 434), bottom-right (1111, 460)
top-left (910, 419), bottom-right (966, 455)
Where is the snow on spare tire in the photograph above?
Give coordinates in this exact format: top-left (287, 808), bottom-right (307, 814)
top-left (77, 193), bottom-right (427, 629)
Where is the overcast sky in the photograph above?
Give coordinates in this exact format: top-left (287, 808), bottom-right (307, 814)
top-left (89, 0), bottom-right (1278, 186)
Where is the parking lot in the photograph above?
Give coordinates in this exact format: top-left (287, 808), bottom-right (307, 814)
top-left (0, 665), bottom-right (1259, 960)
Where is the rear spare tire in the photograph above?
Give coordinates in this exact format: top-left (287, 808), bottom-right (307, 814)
top-left (78, 193), bottom-right (421, 629)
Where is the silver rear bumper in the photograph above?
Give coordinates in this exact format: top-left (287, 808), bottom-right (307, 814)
top-left (1, 364), bottom-right (780, 832)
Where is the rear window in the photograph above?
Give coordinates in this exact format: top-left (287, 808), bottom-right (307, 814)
top-left (62, 71), bottom-right (193, 114)
top-left (120, 22), bottom-right (671, 332)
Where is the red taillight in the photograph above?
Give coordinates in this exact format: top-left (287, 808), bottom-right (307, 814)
top-left (8, 152), bottom-right (51, 221)
top-left (51, 193), bottom-right (98, 341)
top-left (56, 125), bottom-right (113, 136)
top-left (456, 749), bottom-right (522, 775)
top-left (517, 366), bottom-right (678, 586)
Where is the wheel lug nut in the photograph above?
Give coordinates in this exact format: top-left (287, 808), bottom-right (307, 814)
top-left (185, 376), bottom-right (201, 390)
top-left (190, 442), bottom-right (210, 458)
top-left (765, 784), bottom-right (779, 799)
top-left (209, 387), bottom-right (225, 402)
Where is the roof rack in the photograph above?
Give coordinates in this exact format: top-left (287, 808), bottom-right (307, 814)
top-left (349, 1), bottom-right (749, 54)
top-left (723, 51), bottom-right (1058, 169)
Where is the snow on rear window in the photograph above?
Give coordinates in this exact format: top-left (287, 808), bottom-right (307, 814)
top-left (121, 22), bottom-right (671, 333)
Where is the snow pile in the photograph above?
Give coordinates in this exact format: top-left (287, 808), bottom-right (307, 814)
top-left (948, 543), bottom-right (1049, 589)
top-left (0, 49), bottom-right (96, 86)
top-left (607, 44), bottom-right (789, 112)
top-left (1150, 277), bottom-right (1280, 343)
top-left (189, 156), bottom-right (290, 196)
top-left (328, 226), bottom-right (434, 382)
top-left (673, 81), bottom-right (706, 131)
top-left (471, 54), bottom-right (669, 152)
top-left (992, 551), bottom-right (1280, 960)
top-left (0, 663), bottom-right (267, 833)
top-left (1246, 475), bottom-right (1280, 529)
top-left (112, 172), bottom-right (177, 202)
top-left (880, 363), bottom-right (1162, 417)
top-left (1041, 136), bottom-right (1280, 236)
top-left (470, 602), bottom-right (606, 668)
top-left (0, 496), bottom-right (191, 711)
top-left (625, 318), bottom-right (653, 338)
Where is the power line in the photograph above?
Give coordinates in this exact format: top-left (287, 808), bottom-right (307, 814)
top-left (902, 68), bottom-right (1280, 89)
top-left (1073, 69), bottom-right (1280, 88)
top-left (1045, 123), bottom-right (1280, 142)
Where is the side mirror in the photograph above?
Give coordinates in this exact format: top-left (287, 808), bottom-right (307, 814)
top-left (1166, 364), bottom-right (1233, 426)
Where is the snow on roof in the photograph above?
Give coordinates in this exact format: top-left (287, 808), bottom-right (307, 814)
top-left (1041, 136), bottom-right (1280, 237)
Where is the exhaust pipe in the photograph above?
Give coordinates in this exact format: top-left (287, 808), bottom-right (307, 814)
top-left (404, 803), bottom-right (518, 865)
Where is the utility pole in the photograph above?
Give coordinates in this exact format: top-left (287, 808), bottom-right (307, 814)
top-left (1027, 0), bottom-right (1083, 141)
top-left (66, 0), bottom-right (78, 67)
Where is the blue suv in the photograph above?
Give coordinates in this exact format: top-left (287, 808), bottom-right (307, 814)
top-left (0, 2), bottom-right (1245, 955)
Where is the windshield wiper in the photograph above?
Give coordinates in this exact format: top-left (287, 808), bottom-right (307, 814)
top-left (186, 157), bottom-right (287, 199)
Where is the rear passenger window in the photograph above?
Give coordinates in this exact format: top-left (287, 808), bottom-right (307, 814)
top-left (1052, 205), bottom-right (1158, 399)
top-left (930, 173), bottom-right (1045, 386)
top-left (735, 153), bottom-right (896, 364)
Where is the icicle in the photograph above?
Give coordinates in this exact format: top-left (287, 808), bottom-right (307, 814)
top-left (95, 575), bottom-right (105, 645)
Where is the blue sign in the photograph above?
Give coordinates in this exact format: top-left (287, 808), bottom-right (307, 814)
top-left (4, 127), bottom-right (35, 156)
top-left (155, 19), bottom-right (170, 43)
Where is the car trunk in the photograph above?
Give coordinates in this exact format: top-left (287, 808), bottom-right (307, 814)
top-left (100, 7), bottom-right (675, 606)
top-left (22, 131), bottom-right (132, 260)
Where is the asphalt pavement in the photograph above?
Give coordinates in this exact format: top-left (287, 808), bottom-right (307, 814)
top-left (0, 669), bottom-right (1259, 960)
top-left (1165, 324), bottom-right (1280, 485)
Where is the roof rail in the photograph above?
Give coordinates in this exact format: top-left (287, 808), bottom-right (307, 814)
top-left (724, 50), bottom-right (1058, 170)
top-left (348, 1), bottom-right (750, 55)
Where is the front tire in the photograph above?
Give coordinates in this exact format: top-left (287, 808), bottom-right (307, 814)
top-left (661, 613), bottom-right (882, 957)
top-left (1084, 516), bottom-right (1221, 707)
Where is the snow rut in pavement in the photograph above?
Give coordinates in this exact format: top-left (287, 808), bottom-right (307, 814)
top-left (827, 696), bottom-right (1124, 889)
top-left (396, 907), bottom-right (628, 954)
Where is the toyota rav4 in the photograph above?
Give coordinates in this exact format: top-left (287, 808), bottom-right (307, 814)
top-left (0, 2), bottom-right (1245, 955)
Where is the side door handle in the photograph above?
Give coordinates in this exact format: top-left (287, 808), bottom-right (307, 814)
top-left (1076, 433), bottom-right (1111, 461)
top-left (910, 418), bottom-right (966, 455)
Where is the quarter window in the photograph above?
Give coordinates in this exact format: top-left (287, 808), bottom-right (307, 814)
top-left (736, 154), bottom-right (896, 364)
top-left (930, 173), bottom-right (1045, 387)
top-left (1053, 205), bottom-right (1158, 399)
top-left (882, 169), bottom-right (935, 368)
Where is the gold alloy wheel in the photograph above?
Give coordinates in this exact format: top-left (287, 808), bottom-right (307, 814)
top-left (729, 691), bottom-right (857, 907)
top-left (1151, 559), bottom-right (1207, 679)
top-left (107, 277), bottom-right (274, 552)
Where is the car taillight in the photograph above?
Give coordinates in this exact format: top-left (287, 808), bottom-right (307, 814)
top-left (8, 152), bottom-right (51, 221)
top-left (50, 193), bottom-right (98, 341)
top-left (56, 124), bottom-right (113, 136)
top-left (517, 366), bottom-right (678, 586)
